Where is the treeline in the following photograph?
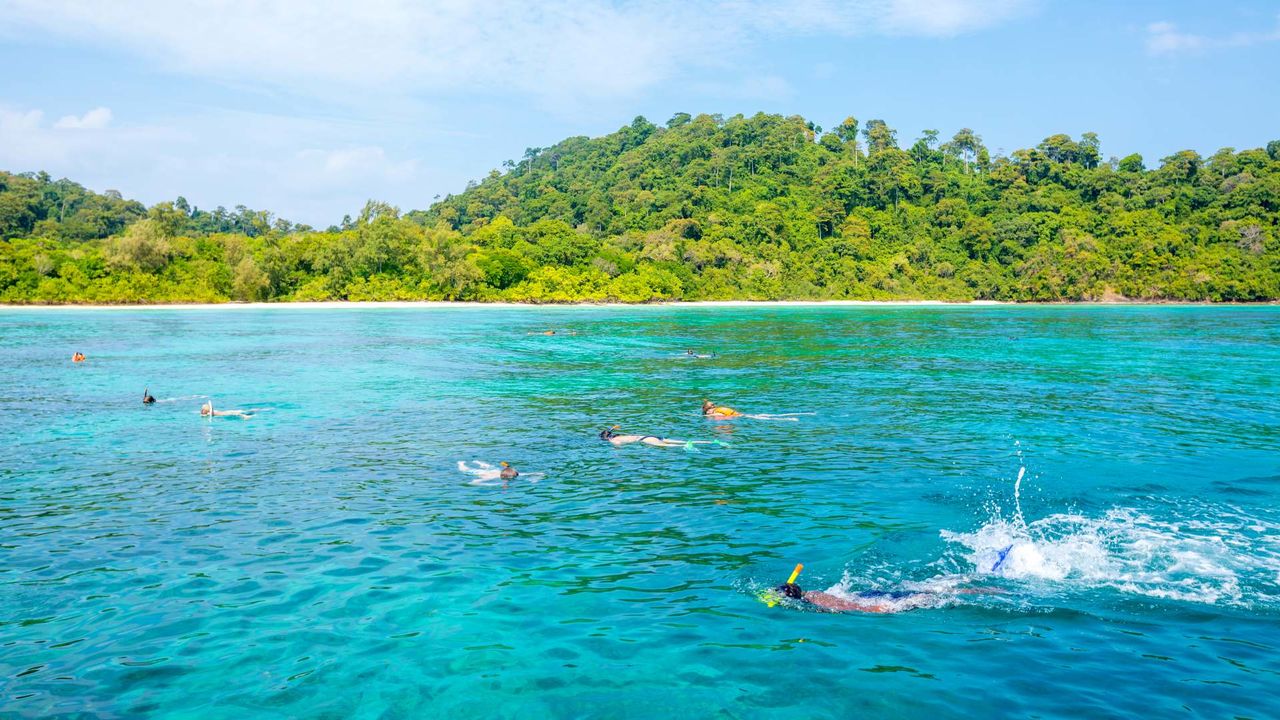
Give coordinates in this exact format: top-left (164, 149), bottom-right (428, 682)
top-left (2, 113), bottom-right (1279, 304)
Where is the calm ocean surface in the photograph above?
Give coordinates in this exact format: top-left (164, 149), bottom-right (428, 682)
top-left (1, 305), bottom-right (1278, 719)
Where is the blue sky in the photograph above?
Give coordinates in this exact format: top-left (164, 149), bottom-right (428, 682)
top-left (1, 0), bottom-right (1278, 227)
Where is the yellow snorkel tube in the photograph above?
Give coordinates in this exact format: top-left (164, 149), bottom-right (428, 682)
top-left (759, 563), bottom-right (804, 607)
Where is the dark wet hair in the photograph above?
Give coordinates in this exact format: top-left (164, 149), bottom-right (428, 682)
top-left (775, 583), bottom-right (803, 599)
top-left (599, 428), bottom-right (616, 440)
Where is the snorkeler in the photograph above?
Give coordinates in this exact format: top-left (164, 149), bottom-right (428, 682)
top-left (142, 388), bottom-right (156, 404)
top-left (701, 399), bottom-right (812, 421)
top-left (200, 401), bottom-right (253, 419)
top-left (701, 400), bottom-right (743, 418)
top-left (71, 352), bottom-right (86, 363)
top-left (684, 350), bottom-right (715, 359)
top-left (771, 582), bottom-right (993, 614)
top-left (458, 461), bottom-right (543, 485)
top-left (598, 426), bottom-right (713, 448)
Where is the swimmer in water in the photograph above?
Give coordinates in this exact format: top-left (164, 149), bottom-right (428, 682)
top-left (200, 401), bottom-right (253, 419)
top-left (458, 461), bottom-right (544, 485)
top-left (773, 582), bottom-right (991, 614)
top-left (599, 426), bottom-right (713, 448)
top-left (72, 352), bottom-right (86, 363)
top-left (702, 399), bottom-right (811, 421)
top-left (702, 400), bottom-right (743, 419)
top-left (142, 388), bottom-right (156, 405)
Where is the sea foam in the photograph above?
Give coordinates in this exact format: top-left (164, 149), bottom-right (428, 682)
top-left (942, 505), bottom-right (1280, 606)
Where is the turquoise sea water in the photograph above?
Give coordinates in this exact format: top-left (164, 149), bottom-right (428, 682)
top-left (2, 305), bottom-right (1278, 719)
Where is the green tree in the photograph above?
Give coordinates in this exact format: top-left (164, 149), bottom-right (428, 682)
top-left (106, 219), bottom-right (172, 272)
top-left (863, 119), bottom-right (898, 155)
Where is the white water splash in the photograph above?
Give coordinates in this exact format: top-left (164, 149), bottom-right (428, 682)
top-left (942, 506), bottom-right (1280, 606)
top-left (1012, 466), bottom-right (1027, 531)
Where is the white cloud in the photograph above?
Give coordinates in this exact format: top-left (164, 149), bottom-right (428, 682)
top-left (293, 147), bottom-right (418, 188)
top-left (0, 0), bottom-right (1032, 102)
top-left (724, 0), bottom-right (1030, 38)
top-left (875, 0), bottom-right (1031, 37)
top-left (0, 1), bottom-right (1035, 225)
top-left (0, 104), bottom-right (427, 225)
top-left (693, 73), bottom-right (794, 102)
top-left (1146, 17), bottom-right (1280, 56)
top-left (1146, 21), bottom-right (1207, 55)
top-left (54, 106), bottom-right (112, 129)
top-left (0, 105), bottom-right (162, 168)
top-left (0, 107), bottom-right (43, 131)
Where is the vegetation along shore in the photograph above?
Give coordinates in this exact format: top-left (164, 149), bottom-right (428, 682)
top-left (3, 113), bottom-right (1277, 305)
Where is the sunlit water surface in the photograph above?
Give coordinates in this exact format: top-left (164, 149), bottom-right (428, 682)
top-left (1, 305), bottom-right (1278, 718)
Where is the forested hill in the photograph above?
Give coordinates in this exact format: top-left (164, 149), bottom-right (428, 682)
top-left (2, 113), bottom-right (1279, 304)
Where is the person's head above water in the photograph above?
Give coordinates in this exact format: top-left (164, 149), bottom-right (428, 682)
top-left (774, 583), bottom-right (803, 599)
top-left (599, 425), bottom-right (620, 440)
top-left (702, 400), bottom-right (715, 414)
top-left (143, 388), bottom-right (156, 404)
top-left (200, 401), bottom-right (212, 416)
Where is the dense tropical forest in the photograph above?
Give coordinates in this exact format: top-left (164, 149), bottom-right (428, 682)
top-left (2, 113), bottom-right (1278, 303)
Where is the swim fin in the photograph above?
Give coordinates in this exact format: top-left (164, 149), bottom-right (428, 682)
top-left (991, 544), bottom-right (1014, 573)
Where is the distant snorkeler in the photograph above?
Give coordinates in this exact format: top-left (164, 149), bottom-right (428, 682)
top-left (771, 582), bottom-right (993, 614)
top-left (702, 399), bottom-right (812, 421)
top-left (683, 349), bottom-right (715, 359)
top-left (702, 400), bottom-right (743, 418)
top-left (458, 460), bottom-right (543, 485)
top-left (71, 352), bottom-right (86, 363)
top-left (598, 426), bottom-right (715, 448)
top-left (200, 400), bottom-right (253, 419)
top-left (142, 388), bottom-right (156, 405)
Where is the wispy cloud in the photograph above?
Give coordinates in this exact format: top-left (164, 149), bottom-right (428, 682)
top-left (53, 106), bottom-right (112, 130)
top-left (293, 147), bottom-right (419, 189)
top-left (0, 104), bottom-right (425, 223)
top-left (0, 105), bottom-right (162, 168)
top-left (874, 0), bottom-right (1031, 37)
top-left (1146, 16), bottom-right (1280, 56)
top-left (0, 0), bottom-right (1032, 102)
top-left (0, 1), bottom-right (1034, 224)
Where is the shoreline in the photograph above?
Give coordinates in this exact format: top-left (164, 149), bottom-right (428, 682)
top-left (0, 299), bottom-right (1276, 310)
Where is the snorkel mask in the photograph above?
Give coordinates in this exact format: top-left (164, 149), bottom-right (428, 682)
top-left (758, 563), bottom-right (804, 607)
